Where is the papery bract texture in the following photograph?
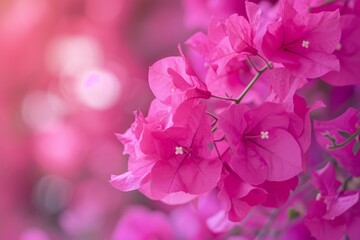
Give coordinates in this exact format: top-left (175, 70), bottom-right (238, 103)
top-left (262, 0), bottom-right (341, 78)
top-left (148, 55), bottom-right (211, 108)
top-left (111, 100), bottom-right (222, 203)
top-left (218, 169), bottom-right (268, 222)
top-left (305, 163), bottom-right (360, 240)
top-left (218, 102), bottom-right (305, 185)
top-left (322, 15), bottom-right (360, 86)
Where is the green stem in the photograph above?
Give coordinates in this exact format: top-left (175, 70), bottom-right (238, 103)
top-left (341, 176), bottom-right (353, 191)
top-left (326, 128), bottom-right (360, 150)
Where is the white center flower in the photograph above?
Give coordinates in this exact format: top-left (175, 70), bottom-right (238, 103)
top-left (260, 131), bottom-right (269, 139)
top-left (302, 40), bottom-right (310, 49)
top-left (175, 146), bottom-right (184, 155)
top-left (316, 193), bottom-right (322, 201)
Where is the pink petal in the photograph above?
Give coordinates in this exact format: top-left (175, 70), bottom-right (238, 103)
top-left (227, 14), bottom-right (257, 55)
top-left (151, 155), bottom-right (221, 195)
top-left (110, 171), bottom-right (148, 192)
top-left (253, 128), bottom-right (303, 181)
top-left (323, 192), bottom-right (359, 220)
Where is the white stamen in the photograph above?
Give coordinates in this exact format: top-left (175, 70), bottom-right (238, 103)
top-left (175, 146), bottom-right (184, 155)
top-left (171, 87), bottom-right (175, 93)
top-left (260, 131), bottom-right (269, 139)
top-left (316, 193), bottom-right (322, 201)
top-left (302, 40), bottom-right (310, 49)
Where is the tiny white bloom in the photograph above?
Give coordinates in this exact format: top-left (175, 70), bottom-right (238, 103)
top-left (316, 193), bottom-right (322, 201)
top-left (175, 146), bottom-right (184, 155)
top-left (302, 40), bottom-right (310, 49)
top-left (260, 131), bottom-right (269, 139)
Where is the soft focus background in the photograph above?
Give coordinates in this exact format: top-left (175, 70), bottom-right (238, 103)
top-left (0, 0), bottom-right (201, 239)
top-left (3, 1), bottom-right (360, 239)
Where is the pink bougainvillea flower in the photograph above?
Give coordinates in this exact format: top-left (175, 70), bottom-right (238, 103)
top-left (258, 176), bottom-right (298, 207)
top-left (292, 95), bottom-right (325, 156)
top-left (148, 103), bottom-right (221, 196)
top-left (262, 0), bottom-right (341, 78)
top-left (304, 163), bottom-right (360, 240)
top-left (186, 17), bottom-right (241, 75)
top-left (312, 163), bottom-right (358, 220)
top-left (148, 53), bottom-right (211, 108)
top-left (322, 15), bottom-right (360, 86)
top-left (263, 68), bottom-right (308, 111)
top-left (110, 107), bottom-right (159, 193)
top-left (314, 107), bottom-right (360, 176)
top-left (215, 166), bottom-right (298, 223)
top-left (112, 206), bottom-right (174, 240)
top-left (226, 15), bottom-right (255, 56)
top-left (111, 100), bottom-right (222, 203)
top-left (186, 2), bottom-right (262, 75)
top-left (218, 102), bottom-right (305, 185)
top-left (169, 198), bottom-right (219, 240)
top-left (304, 200), bottom-right (347, 240)
top-left (186, 17), bottom-right (264, 103)
top-left (227, 2), bottom-right (261, 56)
top-left (218, 168), bottom-right (268, 222)
top-left (185, 17), bottom-right (227, 62)
top-left (312, 162), bottom-right (341, 197)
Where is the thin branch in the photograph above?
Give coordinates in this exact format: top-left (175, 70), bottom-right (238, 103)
top-left (206, 111), bottom-right (219, 127)
top-left (247, 56), bottom-right (261, 73)
top-left (257, 54), bottom-right (273, 69)
top-left (325, 128), bottom-right (360, 150)
top-left (211, 94), bottom-right (237, 102)
top-left (235, 65), bottom-right (268, 104)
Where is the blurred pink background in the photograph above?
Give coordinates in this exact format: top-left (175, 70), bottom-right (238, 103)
top-left (0, 0), bottom-right (198, 239)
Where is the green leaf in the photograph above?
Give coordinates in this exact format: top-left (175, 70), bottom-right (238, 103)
top-left (338, 130), bottom-right (351, 138)
top-left (353, 140), bottom-right (360, 156)
top-left (288, 208), bottom-right (300, 220)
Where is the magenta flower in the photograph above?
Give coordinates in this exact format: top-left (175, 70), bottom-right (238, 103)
top-left (109, 1), bottom-right (360, 237)
top-left (264, 68), bottom-right (308, 111)
top-left (112, 206), bottom-right (174, 240)
top-left (227, 2), bottom-right (261, 56)
top-left (218, 169), bottom-right (267, 222)
top-left (218, 102), bottom-right (305, 185)
top-left (148, 53), bottom-right (211, 109)
top-left (186, 17), bottom-right (240, 75)
top-left (304, 163), bottom-right (360, 240)
top-left (322, 15), bottom-right (360, 86)
top-left (111, 100), bottom-right (222, 203)
top-left (148, 103), bottom-right (221, 197)
top-left (186, 1), bottom-right (262, 76)
top-left (257, 177), bottom-right (298, 207)
top-left (262, 0), bottom-right (341, 78)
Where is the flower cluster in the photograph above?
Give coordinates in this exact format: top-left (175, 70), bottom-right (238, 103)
top-left (111, 0), bottom-right (360, 239)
